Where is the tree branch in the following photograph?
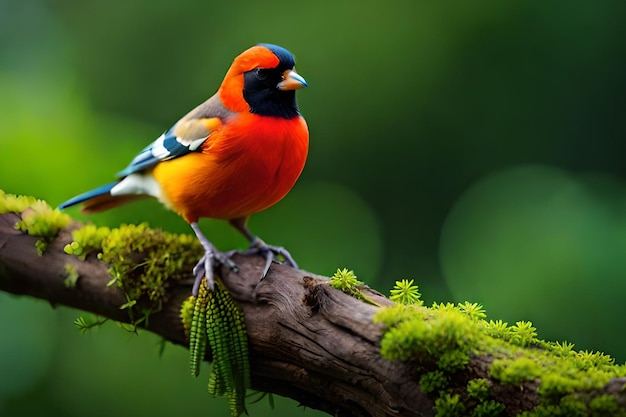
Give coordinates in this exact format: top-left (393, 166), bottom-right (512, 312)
top-left (2, 210), bottom-right (626, 417)
top-left (0, 211), bottom-right (421, 416)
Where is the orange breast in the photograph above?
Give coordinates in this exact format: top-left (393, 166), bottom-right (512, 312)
top-left (152, 112), bottom-right (308, 223)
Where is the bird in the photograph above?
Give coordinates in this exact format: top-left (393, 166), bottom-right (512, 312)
top-left (59, 43), bottom-right (309, 295)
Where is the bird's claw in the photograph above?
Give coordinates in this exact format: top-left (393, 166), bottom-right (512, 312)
top-left (238, 237), bottom-right (298, 278)
top-left (192, 249), bottom-right (238, 296)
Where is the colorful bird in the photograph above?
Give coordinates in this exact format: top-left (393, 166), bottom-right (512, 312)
top-left (59, 43), bottom-right (309, 295)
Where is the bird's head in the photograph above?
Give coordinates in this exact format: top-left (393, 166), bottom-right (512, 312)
top-left (219, 44), bottom-right (307, 119)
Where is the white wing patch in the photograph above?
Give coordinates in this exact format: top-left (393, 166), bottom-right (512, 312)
top-left (188, 137), bottom-right (206, 151)
top-left (115, 127), bottom-right (209, 177)
top-left (111, 173), bottom-right (163, 200)
top-left (150, 134), bottom-right (170, 160)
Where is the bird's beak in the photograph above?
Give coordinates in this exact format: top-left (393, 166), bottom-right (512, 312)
top-left (277, 69), bottom-right (308, 90)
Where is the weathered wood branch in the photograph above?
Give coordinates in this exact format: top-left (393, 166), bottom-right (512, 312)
top-left (0, 211), bottom-right (420, 416)
top-left (2, 210), bottom-right (626, 417)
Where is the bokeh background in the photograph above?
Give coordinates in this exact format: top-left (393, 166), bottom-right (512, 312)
top-left (2, 1), bottom-right (626, 416)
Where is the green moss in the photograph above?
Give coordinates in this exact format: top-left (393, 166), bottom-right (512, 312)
top-left (517, 404), bottom-right (563, 417)
top-left (63, 222), bottom-right (203, 320)
top-left (510, 321), bottom-right (538, 347)
top-left (484, 319), bottom-right (513, 341)
top-left (520, 394), bottom-right (625, 417)
top-left (458, 302), bottom-right (486, 321)
top-left (1, 191), bottom-right (72, 254)
top-left (537, 373), bottom-right (578, 398)
top-left (466, 379), bottom-right (506, 416)
top-left (14, 200), bottom-right (71, 239)
top-left (376, 278), bottom-right (626, 416)
top-left (419, 370), bottom-right (448, 394)
top-left (329, 268), bottom-right (378, 306)
top-left (471, 400), bottom-right (505, 417)
top-left (389, 278), bottom-right (422, 305)
top-left (558, 395), bottom-right (589, 417)
top-left (96, 223), bottom-right (202, 321)
top-left (506, 348), bottom-right (618, 402)
top-left (375, 305), bottom-right (479, 364)
top-left (64, 224), bottom-right (111, 259)
top-left (549, 341), bottom-right (576, 357)
top-left (438, 349), bottom-right (470, 372)
top-left (434, 393), bottom-right (465, 417)
top-left (431, 301), bottom-right (458, 312)
top-left (490, 357), bottom-right (542, 385)
top-left (485, 324), bottom-right (626, 410)
top-left (63, 221), bottom-right (203, 325)
top-left (589, 395), bottom-right (626, 417)
top-left (467, 378), bottom-right (491, 401)
top-left (574, 350), bottom-right (616, 372)
top-left (64, 263), bottom-right (79, 288)
top-left (0, 190), bottom-right (38, 213)
top-left (330, 268), bottom-right (361, 290)
top-left (374, 304), bottom-right (426, 328)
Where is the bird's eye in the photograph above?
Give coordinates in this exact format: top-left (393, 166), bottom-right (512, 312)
top-left (255, 68), bottom-right (268, 80)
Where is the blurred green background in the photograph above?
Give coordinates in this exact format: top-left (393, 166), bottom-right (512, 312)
top-left (2, 1), bottom-right (626, 416)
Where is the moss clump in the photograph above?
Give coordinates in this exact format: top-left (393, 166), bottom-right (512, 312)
top-left (482, 319), bottom-right (539, 347)
top-left (375, 279), bottom-right (626, 416)
top-left (490, 357), bottom-right (542, 385)
top-left (489, 327), bottom-right (626, 412)
top-left (467, 378), bottom-right (491, 401)
top-left (588, 395), bottom-right (626, 417)
top-left (434, 393), bottom-right (465, 417)
top-left (329, 268), bottom-right (378, 306)
top-left (558, 395), bottom-right (588, 417)
top-left (550, 341), bottom-right (576, 357)
top-left (517, 394), bottom-right (611, 417)
top-left (64, 221), bottom-right (203, 325)
top-left (510, 320), bottom-right (538, 347)
top-left (466, 379), bottom-right (504, 417)
top-left (389, 279), bottom-right (423, 305)
top-left (13, 200), bottom-right (71, 240)
top-left (483, 319), bottom-right (513, 340)
top-left (1, 190), bottom-right (72, 254)
top-left (64, 224), bottom-right (111, 259)
top-left (458, 302), bottom-right (487, 321)
top-left (374, 304), bottom-right (479, 365)
top-left (574, 350), bottom-right (616, 372)
top-left (0, 190), bottom-right (38, 213)
top-left (538, 373), bottom-right (579, 398)
top-left (98, 223), bottom-right (202, 318)
top-left (490, 347), bottom-right (622, 396)
top-left (420, 370), bottom-right (448, 394)
top-left (437, 349), bottom-right (470, 373)
top-left (471, 400), bottom-right (505, 417)
top-left (330, 268), bottom-right (362, 291)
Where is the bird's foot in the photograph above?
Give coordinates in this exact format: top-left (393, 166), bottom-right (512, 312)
top-left (237, 237), bottom-right (298, 278)
top-left (190, 222), bottom-right (238, 296)
top-left (192, 246), bottom-right (238, 296)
